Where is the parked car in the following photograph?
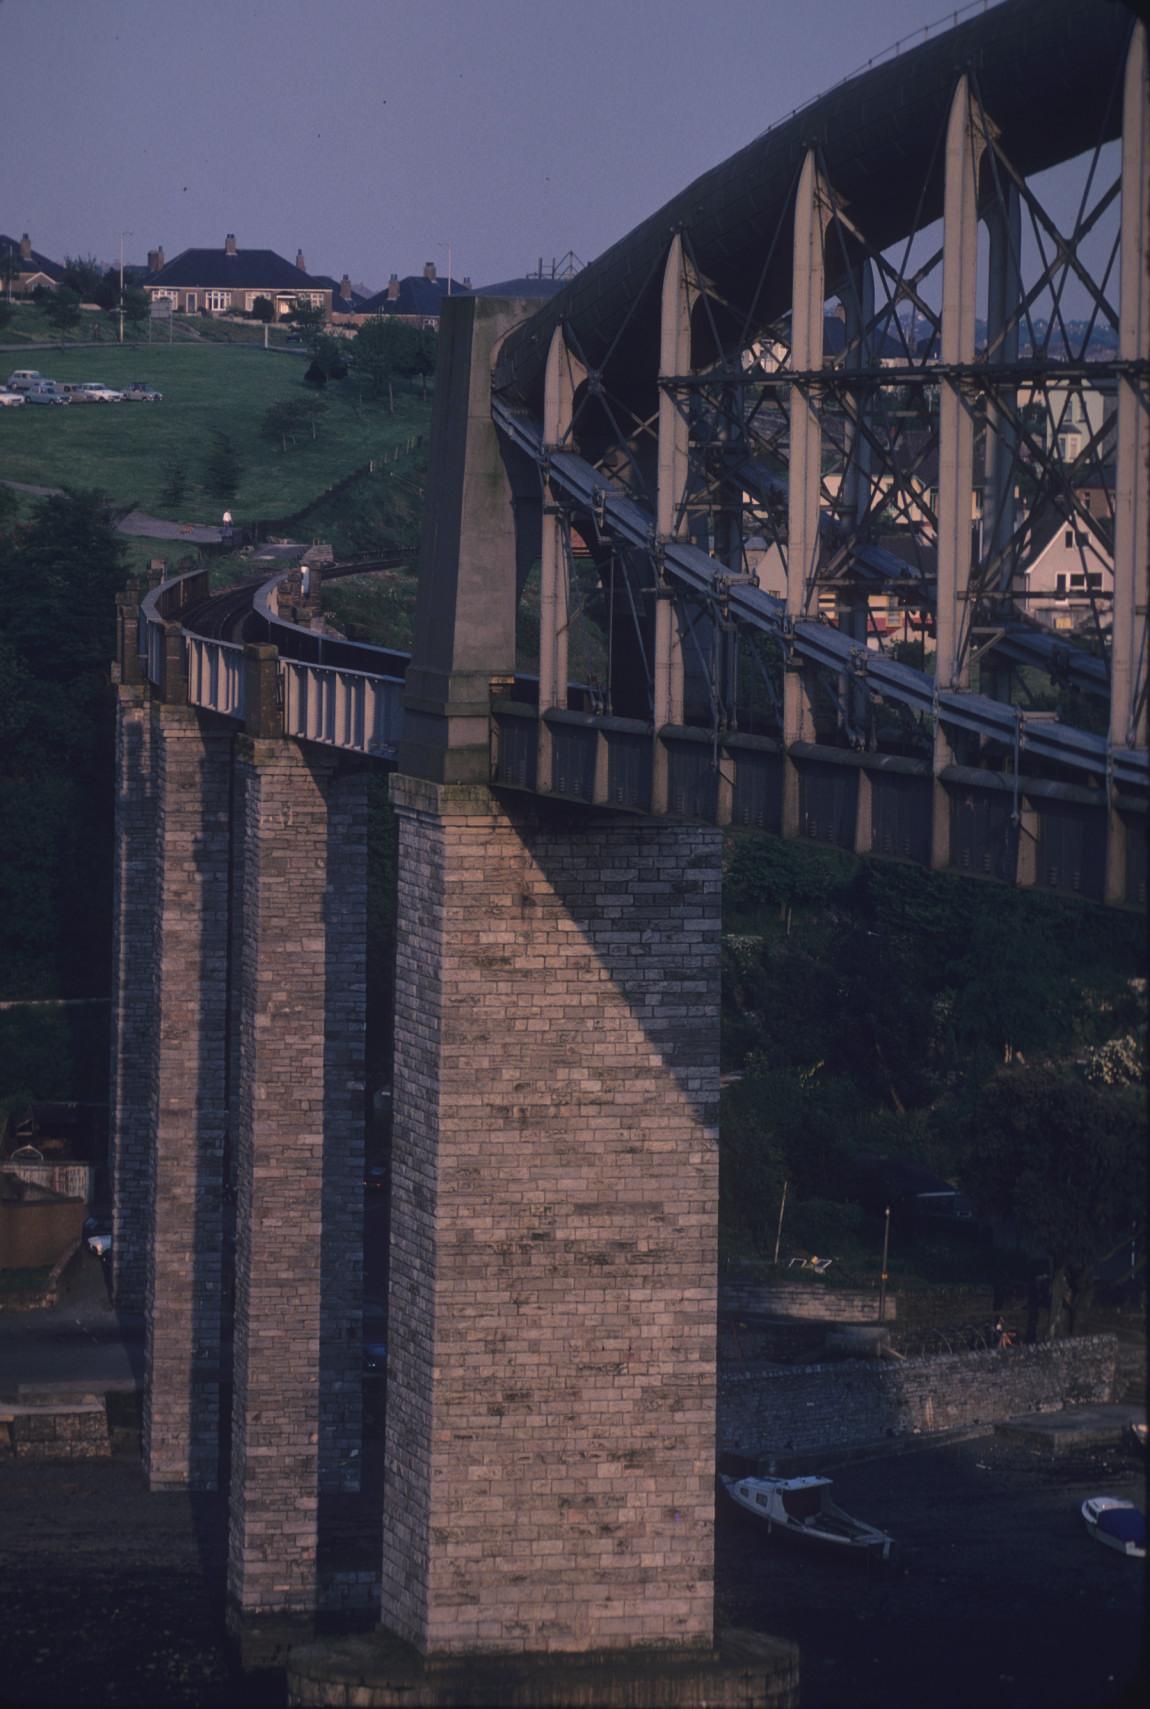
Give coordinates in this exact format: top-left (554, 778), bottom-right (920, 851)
top-left (66, 381), bottom-right (124, 403)
top-left (0, 387), bottom-right (26, 407)
top-left (123, 380), bottom-right (163, 402)
top-left (5, 369), bottom-right (43, 391)
top-left (24, 383), bottom-right (70, 405)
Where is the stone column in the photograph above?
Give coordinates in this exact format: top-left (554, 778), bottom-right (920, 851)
top-left (143, 705), bottom-right (232, 1491)
top-left (382, 775), bottom-right (721, 1658)
top-left (109, 682), bottom-right (155, 1314)
top-left (226, 737), bottom-right (368, 1628)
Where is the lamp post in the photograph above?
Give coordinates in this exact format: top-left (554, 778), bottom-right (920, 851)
top-left (118, 230), bottom-right (133, 344)
top-left (878, 1204), bottom-right (892, 1322)
top-left (438, 240), bottom-right (453, 297)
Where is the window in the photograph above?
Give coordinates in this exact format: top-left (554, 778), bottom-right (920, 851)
top-left (1087, 573), bottom-right (1103, 591)
top-left (1070, 573), bottom-right (1086, 589)
top-left (1055, 574), bottom-right (1067, 595)
top-left (205, 291), bottom-right (230, 312)
top-left (1064, 530), bottom-right (1074, 549)
top-left (1082, 491), bottom-right (1092, 512)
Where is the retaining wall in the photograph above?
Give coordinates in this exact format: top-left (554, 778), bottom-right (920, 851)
top-left (717, 1334), bottom-right (1117, 1459)
top-left (718, 1282), bottom-right (891, 1323)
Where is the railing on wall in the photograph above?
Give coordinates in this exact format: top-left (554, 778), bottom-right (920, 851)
top-left (185, 635), bottom-right (246, 721)
top-left (281, 658), bottom-right (403, 758)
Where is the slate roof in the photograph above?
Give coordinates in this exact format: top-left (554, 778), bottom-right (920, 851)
top-left (0, 235), bottom-right (64, 283)
top-left (144, 247), bottom-right (321, 291)
top-left (358, 275), bottom-right (466, 318)
top-left (311, 274), bottom-right (370, 312)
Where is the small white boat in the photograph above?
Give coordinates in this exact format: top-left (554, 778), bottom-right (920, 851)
top-left (1081, 1497), bottom-right (1146, 1558)
top-left (719, 1472), bottom-right (893, 1560)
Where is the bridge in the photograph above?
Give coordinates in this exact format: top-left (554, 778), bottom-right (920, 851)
top-left (108, 1), bottom-right (1146, 1697)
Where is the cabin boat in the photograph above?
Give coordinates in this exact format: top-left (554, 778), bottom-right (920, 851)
top-left (719, 1472), bottom-right (893, 1560)
top-left (1081, 1497), bottom-right (1146, 1558)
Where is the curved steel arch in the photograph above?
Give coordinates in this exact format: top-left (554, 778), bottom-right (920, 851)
top-left (494, 0), bottom-right (1132, 414)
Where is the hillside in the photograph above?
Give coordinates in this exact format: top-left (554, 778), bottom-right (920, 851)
top-left (0, 344), bottom-right (429, 524)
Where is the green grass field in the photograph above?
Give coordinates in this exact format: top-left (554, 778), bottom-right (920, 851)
top-left (0, 299), bottom-right (299, 348)
top-left (0, 343), bottom-right (428, 524)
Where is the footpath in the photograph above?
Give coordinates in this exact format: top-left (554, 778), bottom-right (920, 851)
top-left (1, 478), bottom-right (226, 542)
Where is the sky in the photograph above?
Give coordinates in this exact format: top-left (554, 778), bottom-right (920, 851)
top-left (1, 0), bottom-right (1008, 293)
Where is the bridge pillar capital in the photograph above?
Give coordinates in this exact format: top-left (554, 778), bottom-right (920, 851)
top-left (399, 293), bottom-right (540, 785)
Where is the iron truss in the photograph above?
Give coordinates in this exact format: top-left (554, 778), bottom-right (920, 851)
top-left (490, 0), bottom-right (1148, 905)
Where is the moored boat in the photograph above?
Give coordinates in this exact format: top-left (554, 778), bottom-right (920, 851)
top-left (1081, 1497), bottom-right (1146, 1558)
top-left (719, 1472), bottom-right (894, 1560)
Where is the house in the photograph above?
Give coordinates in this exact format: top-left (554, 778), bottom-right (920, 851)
top-left (357, 262), bottom-right (470, 328)
top-left (0, 232), bottom-right (64, 295)
top-left (310, 272), bottom-right (370, 323)
top-left (1015, 498), bottom-right (1114, 635)
top-left (142, 236), bottom-right (330, 320)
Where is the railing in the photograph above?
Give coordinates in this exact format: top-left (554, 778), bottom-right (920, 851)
top-left (185, 634), bottom-right (246, 721)
top-left (282, 658), bottom-right (403, 758)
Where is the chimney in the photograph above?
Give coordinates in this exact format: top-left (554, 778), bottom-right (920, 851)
top-left (225, 233), bottom-right (237, 256)
top-left (462, 276), bottom-right (472, 290)
top-left (387, 273), bottom-right (400, 302)
top-left (147, 246), bottom-right (165, 273)
top-left (423, 261), bottom-right (436, 281)
top-left (339, 274), bottom-right (352, 302)
top-left (20, 233), bottom-right (32, 261)
top-left (296, 249), bottom-right (307, 274)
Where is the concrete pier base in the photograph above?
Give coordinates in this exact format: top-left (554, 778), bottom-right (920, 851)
top-left (286, 1628), bottom-right (799, 1708)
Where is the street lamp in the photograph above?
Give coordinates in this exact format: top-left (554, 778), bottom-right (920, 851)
top-left (118, 230), bottom-right (133, 344)
top-left (438, 240), bottom-right (453, 298)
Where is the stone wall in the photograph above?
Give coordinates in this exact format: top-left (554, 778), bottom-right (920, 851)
top-left (717, 1334), bottom-right (1118, 1459)
top-left (382, 777), bottom-right (721, 1658)
top-left (719, 1282), bottom-right (892, 1323)
top-left (142, 707), bottom-right (231, 1491)
top-left (109, 684), bottom-right (155, 1314)
top-left (226, 739), bottom-right (368, 1623)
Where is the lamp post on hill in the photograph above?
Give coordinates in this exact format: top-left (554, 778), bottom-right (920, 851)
top-left (118, 230), bottom-right (133, 344)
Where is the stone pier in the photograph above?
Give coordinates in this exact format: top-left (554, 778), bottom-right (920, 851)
top-left (109, 673), bottom-right (156, 1315)
top-left (226, 737), bottom-right (368, 1628)
top-left (142, 704), bottom-right (232, 1491)
top-left (381, 776), bottom-right (722, 1656)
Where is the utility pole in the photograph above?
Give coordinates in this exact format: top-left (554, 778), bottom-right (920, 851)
top-left (118, 230), bottom-right (132, 345)
top-left (878, 1205), bottom-right (892, 1321)
top-left (772, 1180), bottom-right (789, 1267)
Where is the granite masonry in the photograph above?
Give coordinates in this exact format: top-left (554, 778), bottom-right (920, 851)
top-left (227, 738), bottom-right (368, 1625)
top-left (382, 776), bottom-right (723, 1658)
top-left (142, 704), bottom-right (232, 1492)
top-left (717, 1334), bottom-right (1119, 1460)
top-left (109, 677), bottom-right (155, 1315)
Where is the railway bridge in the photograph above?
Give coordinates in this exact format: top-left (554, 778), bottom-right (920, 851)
top-left (109, 1), bottom-right (1146, 1696)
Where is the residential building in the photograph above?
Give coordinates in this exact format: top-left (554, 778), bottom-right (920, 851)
top-left (142, 236), bottom-right (330, 320)
top-left (0, 232), bottom-right (64, 295)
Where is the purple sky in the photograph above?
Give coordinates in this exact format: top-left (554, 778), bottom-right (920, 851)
top-left (3, 0), bottom-right (1004, 292)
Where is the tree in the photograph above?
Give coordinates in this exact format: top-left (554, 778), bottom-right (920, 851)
top-left (964, 1066), bottom-right (1145, 1335)
top-left (260, 397), bottom-right (327, 450)
top-left (0, 489), bottom-right (129, 1000)
top-left (203, 430), bottom-right (241, 502)
top-left (304, 334), bottom-right (348, 386)
top-left (250, 295), bottom-right (275, 323)
top-left (61, 254), bottom-right (105, 300)
top-left (159, 458), bottom-right (189, 510)
top-left (353, 318), bottom-right (406, 408)
top-left (122, 286), bottom-right (150, 328)
top-left (43, 286), bottom-right (82, 332)
top-left (288, 298), bottom-right (326, 350)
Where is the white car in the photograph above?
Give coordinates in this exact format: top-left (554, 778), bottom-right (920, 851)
top-left (5, 369), bottom-right (43, 391)
top-left (67, 381), bottom-right (124, 403)
top-left (0, 387), bottom-right (26, 407)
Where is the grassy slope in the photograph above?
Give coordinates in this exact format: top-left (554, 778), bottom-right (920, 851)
top-left (1, 300), bottom-right (298, 347)
top-left (0, 344), bottom-right (426, 524)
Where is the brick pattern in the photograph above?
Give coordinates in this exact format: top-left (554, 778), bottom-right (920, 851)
top-left (718, 1283), bottom-right (891, 1323)
top-left (143, 708), bottom-right (232, 1491)
top-left (109, 686), bottom-right (156, 1314)
top-left (382, 777), bottom-right (721, 1657)
top-left (9, 1406), bottom-right (110, 1459)
top-left (227, 739), bottom-right (367, 1621)
top-left (717, 1334), bottom-right (1118, 1458)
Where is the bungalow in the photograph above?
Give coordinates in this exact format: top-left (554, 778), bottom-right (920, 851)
top-left (357, 262), bottom-right (470, 329)
top-left (1015, 499), bottom-right (1114, 635)
top-left (142, 236), bottom-right (330, 320)
top-left (0, 232), bottom-right (64, 296)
